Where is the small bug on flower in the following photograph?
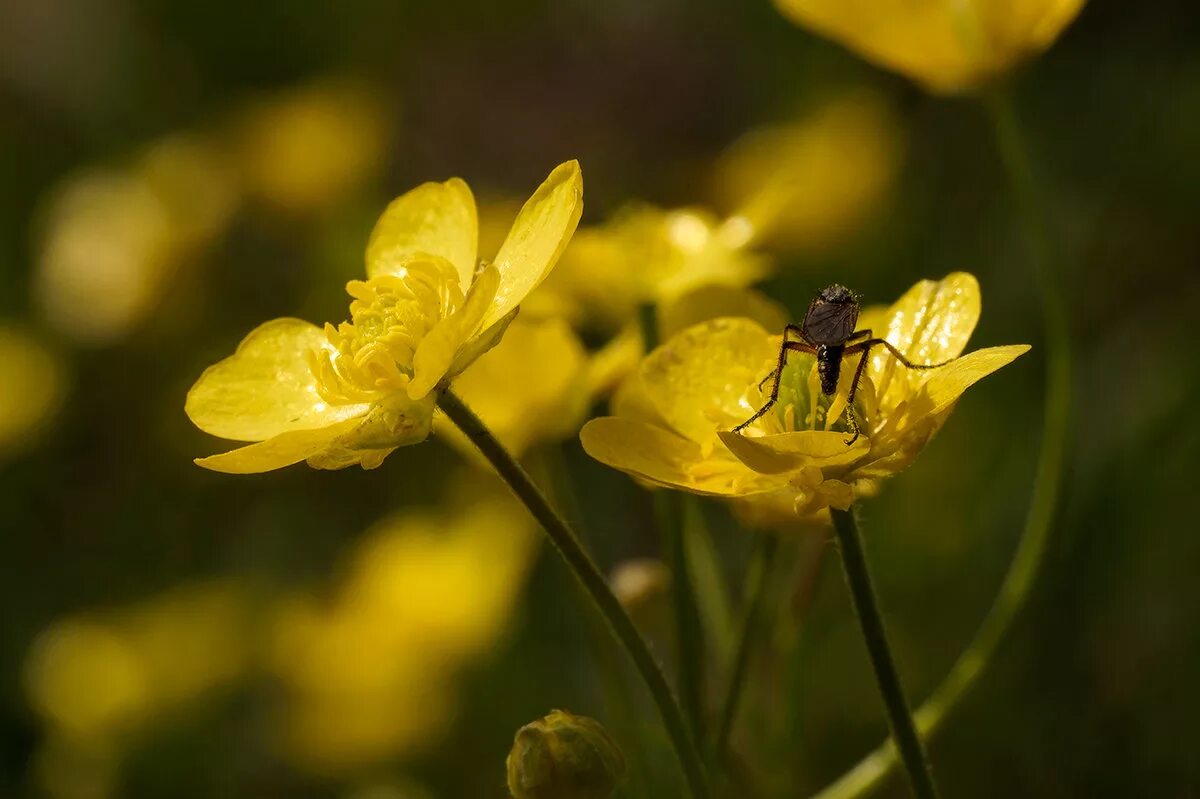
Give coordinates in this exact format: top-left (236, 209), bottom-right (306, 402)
top-left (733, 283), bottom-right (955, 444)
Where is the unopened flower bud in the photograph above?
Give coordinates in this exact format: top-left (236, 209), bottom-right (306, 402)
top-left (506, 710), bottom-right (626, 799)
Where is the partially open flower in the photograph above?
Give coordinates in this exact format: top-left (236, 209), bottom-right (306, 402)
top-left (186, 161), bottom-right (582, 473)
top-left (772, 0), bottom-right (1087, 93)
top-left (581, 273), bottom-right (1029, 525)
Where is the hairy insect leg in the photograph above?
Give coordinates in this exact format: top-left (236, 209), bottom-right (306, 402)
top-left (755, 324), bottom-right (807, 392)
top-left (838, 344), bottom-right (873, 446)
top-left (856, 335), bottom-right (955, 370)
top-left (734, 339), bottom-right (815, 433)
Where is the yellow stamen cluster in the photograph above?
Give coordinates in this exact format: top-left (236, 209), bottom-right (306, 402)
top-left (309, 258), bottom-right (464, 405)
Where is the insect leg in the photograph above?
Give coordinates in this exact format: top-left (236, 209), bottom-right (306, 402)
top-left (734, 341), bottom-right (814, 433)
top-left (757, 324), bottom-right (806, 392)
top-left (839, 341), bottom-right (874, 445)
top-left (862, 338), bottom-right (955, 370)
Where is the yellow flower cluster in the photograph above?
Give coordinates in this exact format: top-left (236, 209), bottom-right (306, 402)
top-left (582, 273), bottom-right (1029, 526)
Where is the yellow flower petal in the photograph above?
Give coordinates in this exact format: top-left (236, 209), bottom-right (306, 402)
top-left (194, 418), bottom-right (362, 474)
top-left (641, 317), bottom-right (777, 444)
top-left (869, 272), bottom-right (981, 414)
top-left (717, 430), bottom-right (869, 475)
top-left (408, 265), bottom-right (501, 399)
top-left (581, 417), bottom-right (773, 497)
top-left (772, 0), bottom-right (1087, 93)
top-left (482, 160), bottom-right (583, 331)
top-left (916, 344), bottom-right (1032, 418)
top-left (366, 178), bottom-right (478, 288)
top-left (186, 318), bottom-right (369, 441)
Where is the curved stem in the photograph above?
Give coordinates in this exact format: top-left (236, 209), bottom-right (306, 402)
top-left (830, 507), bottom-right (940, 799)
top-left (811, 86), bottom-right (1071, 799)
top-left (713, 533), bottom-right (779, 763)
top-left (437, 390), bottom-right (710, 799)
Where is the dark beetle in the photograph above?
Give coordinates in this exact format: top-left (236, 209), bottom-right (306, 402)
top-left (733, 284), bottom-right (954, 444)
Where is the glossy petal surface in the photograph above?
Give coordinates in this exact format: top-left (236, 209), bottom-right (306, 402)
top-left (186, 318), bottom-right (368, 441)
top-left (366, 178), bottom-right (478, 288)
top-left (869, 271), bottom-right (980, 415)
top-left (581, 417), bottom-right (775, 497)
top-left (718, 430), bottom-right (869, 474)
top-left (195, 418), bottom-right (361, 474)
top-left (483, 161), bottom-right (583, 330)
top-left (641, 317), bottom-right (776, 445)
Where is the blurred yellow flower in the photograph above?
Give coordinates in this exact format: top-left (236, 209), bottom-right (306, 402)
top-left (0, 325), bottom-right (67, 460)
top-left (437, 315), bottom-right (590, 457)
top-left (34, 135), bottom-right (236, 345)
top-left (581, 273), bottom-right (1028, 523)
top-left (712, 91), bottom-right (904, 252)
top-left (24, 581), bottom-right (251, 742)
top-left (773, 0), bottom-right (1087, 93)
top-left (186, 161), bottom-right (583, 473)
top-left (269, 482), bottom-right (536, 772)
top-left (534, 204), bottom-right (768, 332)
top-left (232, 79), bottom-right (391, 214)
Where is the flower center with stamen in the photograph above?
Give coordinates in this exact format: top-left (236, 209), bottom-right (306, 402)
top-left (308, 257), bottom-right (465, 406)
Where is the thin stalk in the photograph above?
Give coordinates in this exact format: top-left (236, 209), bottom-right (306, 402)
top-left (536, 444), bottom-right (655, 799)
top-left (812, 86), bottom-right (1071, 799)
top-left (713, 533), bottom-right (780, 763)
top-left (830, 507), bottom-right (940, 799)
top-left (660, 494), bottom-right (707, 743)
top-left (437, 390), bottom-right (709, 799)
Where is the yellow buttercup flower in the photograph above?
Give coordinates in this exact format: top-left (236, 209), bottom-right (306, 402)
top-left (581, 273), bottom-right (1029, 523)
top-left (534, 204), bottom-right (768, 332)
top-left (773, 0), bottom-right (1087, 93)
top-left (186, 161), bottom-right (583, 473)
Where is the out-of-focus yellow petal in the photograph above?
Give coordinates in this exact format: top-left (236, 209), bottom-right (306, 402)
top-left (641, 317), bottom-right (777, 444)
top-left (869, 272), bottom-right (981, 414)
top-left (772, 0), bottom-right (1086, 93)
top-left (186, 318), bottom-right (369, 441)
top-left (659, 285), bottom-right (789, 339)
top-left (195, 418), bottom-right (361, 474)
top-left (234, 80), bottom-right (390, 214)
top-left (408, 265), bottom-right (500, 399)
top-left (366, 178), bottom-right (478, 288)
top-left (916, 344), bottom-right (1031, 417)
top-left (0, 326), bottom-right (67, 458)
top-left (718, 430), bottom-right (869, 474)
top-left (482, 160), bottom-right (583, 331)
top-left (713, 92), bottom-right (903, 252)
top-left (441, 317), bottom-right (588, 455)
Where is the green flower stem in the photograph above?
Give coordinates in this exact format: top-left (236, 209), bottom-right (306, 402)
top-left (811, 86), bottom-right (1071, 799)
top-left (712, 533), bottom-right (779, 764)
top-left (436, 390), bottom-right (709, 799)
top-left (830, 507), bottom-right (941, 799)
top-left (658, 493), bottom-right (707, 743)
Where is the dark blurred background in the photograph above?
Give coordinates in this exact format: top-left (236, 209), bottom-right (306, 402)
top-left (1, 0), bottom-right (1198, 797)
